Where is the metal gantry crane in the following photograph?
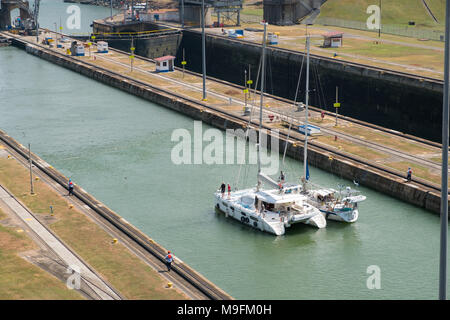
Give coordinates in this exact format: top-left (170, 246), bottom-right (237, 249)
top-left (15, 0), bottom-right (40, 36)
top-left (32, 0), bottom-right (40, 39)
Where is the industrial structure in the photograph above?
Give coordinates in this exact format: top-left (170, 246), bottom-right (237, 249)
top-left (263, 0), bottom-right (327, 25)
top-left (0, 0), bottom-right (39, 35)
top-left (181, 0), bottom-right (242, 26)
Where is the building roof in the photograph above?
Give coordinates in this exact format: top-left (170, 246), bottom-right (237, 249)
top-left (323, 32), bottom-right (343, 38)
top-left (155, 55), bottom-right (176, 62)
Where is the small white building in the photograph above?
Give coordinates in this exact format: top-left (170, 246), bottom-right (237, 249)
top-left (97, 41), bottom-right (108, 53)
top-left (298, 124), bottom-right (321, 136)
top-left (267, 32), bottom-right (279, 45)
top-left (323, 32), bottom-right (343, 48)
top-left (75, 44), bottom-right (85, 56)
top-left (155, 55), bottom-right (175, 72)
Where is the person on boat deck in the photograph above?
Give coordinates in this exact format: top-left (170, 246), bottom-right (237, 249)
top-left (165, 251), bottom-right (173, 272)
top-left (220, 182), bottom-right (226, 198)
top-left (279, 171), bottom-right (285, 183)
top-left (406, 167), bottom-right (412, 182)
top-left (227, 184), bottom-right (231, 198)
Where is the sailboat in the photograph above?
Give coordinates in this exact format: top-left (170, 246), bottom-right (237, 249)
top-left (287, 34), bottom-right (367, 223)
top-left (214, 23), bottom-right (326, 236)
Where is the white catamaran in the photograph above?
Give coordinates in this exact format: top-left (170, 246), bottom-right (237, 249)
top-left (214, 23), bottom-right (326, 236)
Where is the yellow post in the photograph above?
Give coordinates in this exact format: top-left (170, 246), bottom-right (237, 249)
top-left (130, 46), bottom-right (136, 72)
top-left (334, 86), bottom-right (340, 126)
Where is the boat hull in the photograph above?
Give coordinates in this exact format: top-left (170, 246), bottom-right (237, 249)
top-left (320, 208), bottom-right (359, 223)
top-left (304, 213), bottom-right (327, 228)
top-left (214, 195), bottom-right (285, 235)
top-left (214, 192), bottom-right (325, 235)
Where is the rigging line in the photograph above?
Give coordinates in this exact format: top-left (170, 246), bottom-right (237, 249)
top-left (309, 59), bottom-right (320, 110)
top-left (242, 60), bottom-right (262, 187)
top-left (311, 63), bottom-right (319, 108)
top-left (313, 62), bottom-right (325, 110)
top-left (242, 58), bottom-right (263, 188)
top-left (234, 57), bottom-right (263, 190)
top-left (314, 62), bottom-right (328, 111)
top-left (313, 64), bottom-right (323, 110)
top-left (243, 144), bottom-right (251, 189)
top-left (238, 72), bottom-right (260, 189)
top-left (268, 50), bottom-right (282, 109)
top-left (281, 43), bottom-right (306, 172)
top-left (267, 50), bottom-right (275, 97)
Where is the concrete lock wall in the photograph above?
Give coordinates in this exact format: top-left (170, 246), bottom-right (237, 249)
top-left (263, 0), bottom-right (327, 25)
top-left (264, 0), bottom-right (298, 25)
top-left (15, 38), bottom-right (448, 215)
top-left (93, 21), bottom-right (169, 34)
top-left (105, 33), bottom-right (182, 59)
top-left (92, 21), bottom-right (182, 59)
top-left (137, 34), bottom-right (182, 59)
top-left (177, 30), bottom-right (444, 142)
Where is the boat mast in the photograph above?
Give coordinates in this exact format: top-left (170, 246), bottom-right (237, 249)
top-left (439, 0), bottom-right (450, 301)
top-left (257, 21), bottom-right (268, 190)
top-left (303, 35), bottom-right (310, 183)
top-left (201, 0), bottom-right (207, 100)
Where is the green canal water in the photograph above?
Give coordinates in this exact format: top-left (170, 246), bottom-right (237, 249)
top-left (0, 1), bottom-right (447, 299)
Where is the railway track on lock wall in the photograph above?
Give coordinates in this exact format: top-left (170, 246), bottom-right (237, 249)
top-left (60, 38), bottom-right (447, 192)
top-left (6, 32), bottom-right (448, 196)
top-left (90, 29), bottom-right (447, 152)
top-left (94, 48), bottom-right (446, 174)
top-left (0, 184), bottom-right (123, 300)
top-left (44, 27), bottom-right (447, 151)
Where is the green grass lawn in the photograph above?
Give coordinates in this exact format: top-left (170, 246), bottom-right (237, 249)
top-left (426, 0), bottom-right (446, 22)
top-left (288, 36), bottom-right (443, 73)
top-left (241, 8), bottom-right (263, 17)
top-left (319, 0), bottom-right (444, 30)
